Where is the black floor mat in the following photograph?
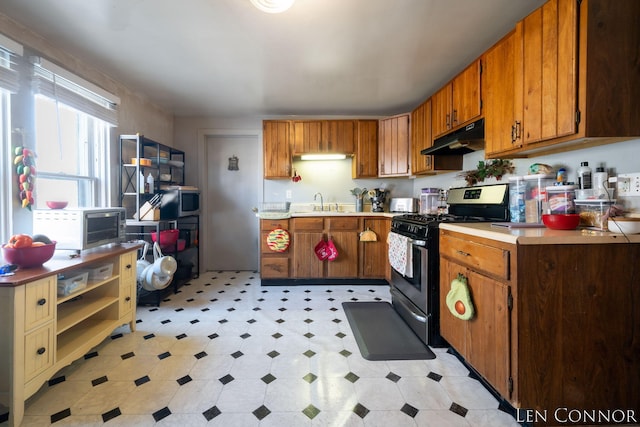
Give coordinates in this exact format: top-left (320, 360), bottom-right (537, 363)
top-left (342, 301), bottom-right (436, 361)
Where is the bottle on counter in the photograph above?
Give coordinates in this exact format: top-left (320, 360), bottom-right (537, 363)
top-left (593, 166), bottom-right (608, 196)
top-left (138, 171), bottom-right (145, 194)
top-left (577, 162), bottom-right (592, 190)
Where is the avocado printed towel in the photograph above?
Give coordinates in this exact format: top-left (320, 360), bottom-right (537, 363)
top-left (446, 273), bottom-right (474, 320)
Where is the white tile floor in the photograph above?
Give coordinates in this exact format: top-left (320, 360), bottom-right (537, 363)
top-left (2, 271), bottom-right (520, 426)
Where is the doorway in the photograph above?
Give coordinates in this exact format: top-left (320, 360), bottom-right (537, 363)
top-left (204, 134), bottom-right (260, 271)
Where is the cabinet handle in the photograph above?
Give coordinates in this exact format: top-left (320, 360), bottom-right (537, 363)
top-left (37, 298), bottom-right (47, 306)
top-left (514, 121), bottom-right (521, 140)
top-left (456, 250), bottom-right (471, 257)
top-left (452, 109), bottom-right (458, 125)
top-left (445, 113), bottom-right (451, 129)
top-left (126, 264), bottom-right (132, 269)
top-left (125, 296), bottom-right (131, 302)
top-left (37, 347), bottom-right (46, 355)
top-left (511, 124), bottom-right (516, 143)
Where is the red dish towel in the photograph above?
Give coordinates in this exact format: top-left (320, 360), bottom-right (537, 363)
top-left (387, 232), bottom-right (413, 278)
top-left (327, 238), bottom-right (338, 261)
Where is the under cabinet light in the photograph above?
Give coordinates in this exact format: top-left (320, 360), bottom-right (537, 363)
top-left (250, 0), bottom-right (295, 13)
top-left (299, 154), bottom-right (347, 161)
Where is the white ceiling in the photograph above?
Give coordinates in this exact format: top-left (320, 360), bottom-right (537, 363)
top-left (0, 0), bottom-right (545, 117)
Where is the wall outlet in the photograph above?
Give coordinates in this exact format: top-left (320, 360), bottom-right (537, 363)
top-left (285, 190), bottom-right (292, 200)
top-left (617, 173), bottom-right (640, 196)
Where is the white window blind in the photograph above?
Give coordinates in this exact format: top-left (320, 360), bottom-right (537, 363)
top-left (32, 57), bottom-right (119, 125)
top-left (0, 33), bottom-right (22, 93)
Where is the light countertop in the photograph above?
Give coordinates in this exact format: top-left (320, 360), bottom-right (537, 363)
top-left (440, 222), bottom-right (640, 245)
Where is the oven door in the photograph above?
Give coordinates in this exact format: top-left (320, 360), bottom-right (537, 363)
top-left (389, 240), bottom-right (428, 313)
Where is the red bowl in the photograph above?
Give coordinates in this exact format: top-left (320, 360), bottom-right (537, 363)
top-left (542, 214), bottom-right (580, 230)
top-left (2, 242), bottom-right (57, 268)
top-left (150, 229), bottom-right (179, 248)
top-left (46, 201), bottom-right (68, 209)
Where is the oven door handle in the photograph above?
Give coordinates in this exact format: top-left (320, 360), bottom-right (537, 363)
top-left (391, 288), bottom-right (427, 323)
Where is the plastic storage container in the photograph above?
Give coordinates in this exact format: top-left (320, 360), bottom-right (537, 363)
top-left (508, 176), bottom-right (526, 222)
top-left (575, 199), bottom-right (616, 230)
top-left (80, 263), bottom-right (114, 281)
top-left (524, 174), bottom-right (555, 223)
top-left (546, 185), bottom-right (577, 214)
top-left (57, 271), bottom-right (89, 296)
top-left (420, 188), bottom-right (440, 214)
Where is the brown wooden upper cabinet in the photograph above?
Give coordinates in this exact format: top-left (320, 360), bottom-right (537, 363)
top-left (352, 120), bottom-right (378, 178)
top-left (378, 113), bottom-right (410, 177)
top-left (411, 98), bottom-right (463, 175)
top-left (263, 120), bottom-right (292, 179)
top-left (431, 59), bottom-right (482, 141)
top-left (485, 0), bottom-right (640, 158)
top-left (292, 120), bottom-right (355, 155)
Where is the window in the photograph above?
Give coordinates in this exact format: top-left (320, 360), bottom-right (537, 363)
top-left (31, 57), bottom-right (118, 209)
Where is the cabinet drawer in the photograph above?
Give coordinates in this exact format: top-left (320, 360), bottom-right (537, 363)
top-left (440, 234), bottom-right (510, 280)
top-left (24, 323), bottom-right (54, 382)
top-left (292, 217), bottom-right (324, 231)
top-left (119, 251), bottom-right (136, 283)
top-left (261, 257), bottom-right (290, 278)
top-left (119, 283), bottom-right (135, 316)
top-left (327, 217), bottom-right (359, 230)
top-left (261, 219), bottom-right (290, 231)
top-left (25, 276), bottom-right (56, 331)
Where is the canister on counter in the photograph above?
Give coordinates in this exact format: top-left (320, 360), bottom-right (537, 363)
top-left (524, 174), bottom-right (555, 223)
top-left (508, 176), bottom-right (526, 222)
top-left (546, 184), bottom-right (577, 214)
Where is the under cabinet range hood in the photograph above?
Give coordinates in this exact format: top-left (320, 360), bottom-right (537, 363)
top-left (421, 118), bottom-right (485, 155)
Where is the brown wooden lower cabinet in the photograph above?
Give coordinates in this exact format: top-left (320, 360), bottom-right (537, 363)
top-left (440, 229), bottom-right (640, 418)
top-left (260, 216), bottom-right (390, 282)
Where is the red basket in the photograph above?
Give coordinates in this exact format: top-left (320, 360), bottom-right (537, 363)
top-left (150, 229), bottom-right (179, 248)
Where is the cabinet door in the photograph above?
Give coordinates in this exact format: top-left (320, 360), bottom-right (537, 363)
top-left (439, 258), bottom-right (468, 357)
top-left (411, 99), bottom-right (432, 175)
top-left (451, 59), bottom-right (482, 128)
top-left (263, 121), bottom-right (292, 179)
top-left (360, 218), bottom-right (390, 279)
top-left (24, 324), bottom-right (54, 382)
top-left (322, 120), bottom-right (355, 154)
top-left (293, 121), bottom-right (323, 153)
top-left (519, 0), bottom-right (578, 145)
top-left (292, 231), bottom-right (324, 278)
top-left (484, 31), bottom-right (520, 157)
top-left (326, 231), bottom-right (358, 278)
top-left (25, 276), bottom-right (56, 332)
top-left (352, 120), bottom-right (378, 178)
top-left (431, 84), bottom-right (452, 139)
top-left (465, 270), bottom-right (511, 399)
top-left (378, 114), bottom-right (410, 177)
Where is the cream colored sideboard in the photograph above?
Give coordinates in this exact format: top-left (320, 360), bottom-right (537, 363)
top-left (0, 243), bottom-right (139, 427)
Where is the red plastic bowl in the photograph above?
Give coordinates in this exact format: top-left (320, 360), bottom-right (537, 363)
top-left (2, 242), bottom-right (57, 268)
top-left (46, 201), bottom-right (68, 209)
top-left (542, 214), bottom-right (580, 230)
top-left (150, 229), bottom-right (179, 248)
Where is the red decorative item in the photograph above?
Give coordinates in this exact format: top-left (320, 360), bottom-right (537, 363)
top-left (292, 169), bottom-right (302, 182)
top-left (326, 238), bottom-right (338, 261)
top-left (150, 229), bottom-right (180, 248)
top-left (314, 239), bottom-right (329, 260)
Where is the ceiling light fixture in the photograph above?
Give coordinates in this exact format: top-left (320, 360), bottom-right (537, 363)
top-left (250, 0), bottom-right (295, 13)
top-left (300, 154), bottom-right (347, 161)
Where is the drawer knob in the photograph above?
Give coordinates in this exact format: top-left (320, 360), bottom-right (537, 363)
top-left (126, 264), bottom-right (132, 269)
top-left (37, 298), bottom-right (47, 306)
top-left (37, 347), bottom-right (46, 355)
top-left (456, 250), bottom-right (471, 257)
top-left (125, 296), bottom-right (131, 302)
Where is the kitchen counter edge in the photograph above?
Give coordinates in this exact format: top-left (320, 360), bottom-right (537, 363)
top-left (0, 242), bottom-right (142, 287)
top-left (439, 223), bottom-right (640, 245)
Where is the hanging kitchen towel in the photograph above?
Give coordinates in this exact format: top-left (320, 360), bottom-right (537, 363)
top-left (314, 239), bottom-right (330, 260)
top-left (326, 238), bottom-right (338, 261)
top-left (446, 273), bottom-right (474, 321)
top-left (387, 231), bottom-right (413, 278)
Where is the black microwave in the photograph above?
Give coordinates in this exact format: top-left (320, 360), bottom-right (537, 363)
top-left (160, 187), bottom-right (200, 218)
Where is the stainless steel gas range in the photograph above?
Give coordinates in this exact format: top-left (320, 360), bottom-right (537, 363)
top-left (388, 183), bottom-right (510, 347)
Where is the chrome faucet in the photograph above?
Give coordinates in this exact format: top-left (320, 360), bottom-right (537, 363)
top-left (314, 192), bottom-right (324, 211)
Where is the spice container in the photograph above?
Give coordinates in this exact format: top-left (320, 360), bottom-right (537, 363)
top-left (575, 199), bottom-right (616, 230)
top-left (524, 174), bottom-right (555, 223)
top-left (508, 176), bottom-right (526, 222)
top-left (546, 185), bottom-right (577, 214)
top-left (420, 188), bottom-right (440, 214)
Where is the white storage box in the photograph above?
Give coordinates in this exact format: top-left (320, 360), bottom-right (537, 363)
top-left (82, 263), bottom-right (114, 281)
top-left (57, 272), bottom-right (89, 296)
top-left (575, 199), bottom-right (616, 230)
